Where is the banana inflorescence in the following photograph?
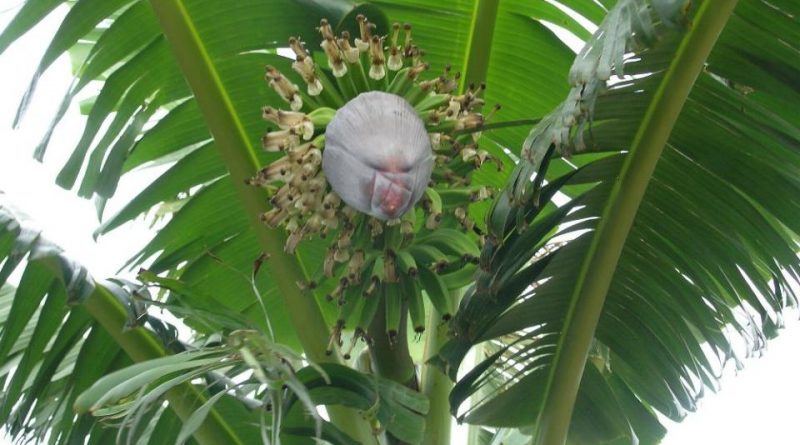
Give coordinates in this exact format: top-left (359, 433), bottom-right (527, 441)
top-left (249, 15), bottom-right (501, 357)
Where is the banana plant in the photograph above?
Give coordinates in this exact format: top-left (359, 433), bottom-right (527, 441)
top-left (1, 0), bottom-right (799, 444)
top-left (0, 204), bottom-right (430, 444)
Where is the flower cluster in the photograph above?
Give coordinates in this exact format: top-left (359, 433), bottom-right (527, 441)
top-left (249, 15), bottom-right (502, 356)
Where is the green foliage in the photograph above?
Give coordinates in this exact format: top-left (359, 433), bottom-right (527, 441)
top-left (0, 0), bottom-right (583, 357)
top-left (75, 335), bottom-right (429, 445)
top-left (0, 204), bottom-right (182, 443)
top-left (2, 1), bottom-right (800, 445)
top-left (437, 1), bottom-right (800, 444)
top-left (0, 206), bottom-right (428, 444)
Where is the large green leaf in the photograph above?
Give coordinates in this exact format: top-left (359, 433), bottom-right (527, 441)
top-left (437, 1), bottom-right (800, 444)
top-left (0, 205), bottom-right (243, 445)
top-left (73, 336), bottom-right (428, 444)
top-left (2, 0), bottom-right (356, 354)
top-left (369, 0), bottom-right (580, 154)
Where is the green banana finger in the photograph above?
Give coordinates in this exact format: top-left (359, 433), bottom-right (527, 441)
top-left (384, 249), bottom-right (399, 283)
top-left (361, 256), bottom-right (384, 298)
top-left (336, 258), bottom-right (376, 327)
top-left (423, 188), bottom-right (443, 229)
top-left (387, 67), bottom-right (413, 95)
top-left (383, 223), bottom-right (403, 251)
top-left (383, 282), bottom-right (403, 342)
top-left (417, 228), bottom-right (480, 259)
top-left (419, 267), bottom-right (454, 320)
top-left (423, 187), bottom-right (443, 214)
top-left (436, 187), bottom-right (473, 208)
top-left (408, 244), bottom-right (450, 272)
top-left (356, 283), bottom-right (382, 335)
top-left (395, 249), bottom-right (419, 277)
top-left (402, 276), bottom-right (426, 333)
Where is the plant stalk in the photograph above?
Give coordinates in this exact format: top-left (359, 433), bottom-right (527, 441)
top-left (420, 305), bottom-right (454, 445)
top-left (146, 0), bottom-right (330, 362)
top-left (367, 299), bottom-right (417, 387)
top-left (531, 2), bottom-right (739, 444)
top-left (83, 284), bottom-right (243, 445)
top-left (367, 301), bottom-right (415, 445)
top-left (146, 1), bottom-right (374, 442)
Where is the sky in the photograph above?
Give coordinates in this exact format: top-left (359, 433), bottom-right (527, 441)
top-left (1, 4), bottom-right (799, 445)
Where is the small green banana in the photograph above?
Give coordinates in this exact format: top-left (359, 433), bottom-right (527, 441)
top-left (416, 228), bottom-right (480, 260)
top-left (419, 267), bottom-right (454, 320)
top-left (395, 249), bottom-right (419, 277)
top-left (402, 276), bottom-right (426, 333)
top-left (383, 282), bottom-right (403, 341)
top-left (356, 284), bottom-right (382, 335)
top-left (408, 244), bottom-right (450, 272)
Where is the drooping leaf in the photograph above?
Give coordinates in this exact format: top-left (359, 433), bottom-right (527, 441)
top-left (438, 1), bottom-right (800, 444)
top-left (0, 205), bottom-right (239, 445)
top-left (287, 363), bottom-right (430, 444)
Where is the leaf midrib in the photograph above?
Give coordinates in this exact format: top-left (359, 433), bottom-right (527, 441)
top-left (146, 1), bottom-right (375, 442)
top-left (531, 2), bottom-right (741, 444)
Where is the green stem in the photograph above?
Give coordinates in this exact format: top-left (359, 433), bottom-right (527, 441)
top-left (84, 284), bottom-right (243, 445)
top-left (147, 0), bottom-right (329, 365)
top-left (367, 299), bottom-right (416, 386)
top-left (318, 71), bottom-right (345, 108)
top-left (531, 2), bottom-right (739, 444)
top-left (420, 305), bottom-right (454, 445)
top-left (146, 1), bottom-right (373, 442)
top-left (460, 0), bottom-right (499, 92)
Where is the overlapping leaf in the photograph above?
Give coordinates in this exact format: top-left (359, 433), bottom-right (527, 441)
top-left (75, 343), bottom-right (429, 445)
top-left (0, 0), bottom-right (591, 350)
top-left (0, 205), bottom-right (191, 444)
top-left (2, 205), bottom-right (427, 445)
top-left (1, 0), bottom-right (367, 349)
top-left (368, 0), bottom-right (585, 167)
top-left (437, 1), bottom-right (800, 444)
